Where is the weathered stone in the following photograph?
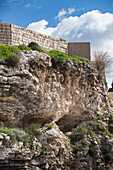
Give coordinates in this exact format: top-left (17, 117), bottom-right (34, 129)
top-left (0, 75), bottom-right (7, 84)
top-left (0, 134), bottom-right (4, 140)
top-left (7, 76), bottom-right (23, 85)
top-left (0, 51), bottom-right (110, 131)
top-left (43, 129), bottom-right (59, 139)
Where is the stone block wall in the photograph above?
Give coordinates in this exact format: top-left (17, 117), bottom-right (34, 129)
top-left (0, 23), bottom-right (12, 45)
top-left (0, 23), bottom-right (68, 53)
top-left (0, 23), bottom-right (92, 60)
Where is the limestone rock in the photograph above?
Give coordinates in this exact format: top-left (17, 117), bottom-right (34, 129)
top-left (0, 51), bottom-right (110, 132)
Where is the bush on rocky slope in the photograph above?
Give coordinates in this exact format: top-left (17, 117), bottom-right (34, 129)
top-left (6, 53), bottom-right (20, 67)
top-left (0, 44), bottom-right (90, 67)
top-left (28, 42), bottom-right (46, 53)
top-left (0, 44), bottom-right (30, 60)
top-left (48, 50), bottom-right (91, 65)
top-left (0, 45), bottom-right (20, 60)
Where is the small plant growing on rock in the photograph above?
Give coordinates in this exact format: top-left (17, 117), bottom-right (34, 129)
top-left (73, 147), bottom-right (82, 154)
top-left (108, 115), bottom-right (113, 134)
top-left (24, 123), bottom-right (41, 145)
top-left (88, 142), bottom-right (96, 157)
top-left (9, 45), bottom-right (21, 53)
top-left (0, 121), bottom-right (4, 127)
top-left (110, 104), bottom-right (113, 107)
top-left (51, 55), bottom-right (65, 67)
top-left (109, 95), bottom-right (112, 100)
top-left (40, 146), bottom-right (48, 156)
top-left (70, 133), bottom-right (77, 142)
top-left (86, 120), bottom-right (104, 132)
top-left (104, 153), bottom-right (112, 163)
top-left (103, 149), bottom-right (112, 163)
top-left (86, 121), bottom-right (97, 126)
top-left (7, 53), bottom-right (20, 67)
top-left (105, 129), bottom-right (113, 137)
top-left (18, 44), bottom-right (31, 50)
top-left (70, 126), bottom-right (87, 142)
top-left (28, 42), bottom-right (45, 52)
top-left (0, 128), bottom-right (12, 136)
top-left (48, 124), bottom-right (53, 129)
top-left (13, 130), bottom-right (19, 141)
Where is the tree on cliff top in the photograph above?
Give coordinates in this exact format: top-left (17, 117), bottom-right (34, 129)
top-left (93, 50), bottom-right (112, 80)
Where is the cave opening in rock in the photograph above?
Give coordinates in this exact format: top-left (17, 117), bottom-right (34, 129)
top-left (55, 115), bottom-right (82, 133)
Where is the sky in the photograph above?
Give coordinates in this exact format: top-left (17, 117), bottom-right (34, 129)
top-left (0, 0), bottom-right (113, 88)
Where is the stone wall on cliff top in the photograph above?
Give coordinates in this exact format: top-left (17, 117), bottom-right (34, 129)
top-left (0, 50), bottom-right (110, 132)
top-left (0, 23), bottom-right (68, 53)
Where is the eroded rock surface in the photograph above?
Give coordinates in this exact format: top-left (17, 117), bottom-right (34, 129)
top-left (0, 51), bottom-right (110, 131)
top-left (0, 50), bottom-right (113, 170)
top-left (0, 123), bottom-right (72, 170)
top-left (1, 118), bottom-right (113, 170)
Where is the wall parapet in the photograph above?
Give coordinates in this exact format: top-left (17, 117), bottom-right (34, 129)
top-left (0, 23), bottom-right (68, 53)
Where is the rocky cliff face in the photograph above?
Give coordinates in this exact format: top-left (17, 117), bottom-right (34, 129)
top-left (0, 51), bottom-right (110, 130)
top-left (0, 51), bottom-right (112, 170)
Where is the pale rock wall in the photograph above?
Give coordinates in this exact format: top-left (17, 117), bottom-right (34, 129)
top-left (0, 23), bottom-right (68, 53)
top-left (0, 23), bottom-right (12, 46)
top-left (0, 51), bottom-right (110, 131)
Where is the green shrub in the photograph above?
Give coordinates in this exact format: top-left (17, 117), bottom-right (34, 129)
top-left (70, 126), bottom-right (87, 142)
top-left (96, 115), bottom-right (105, 120)
top-left (51, 55), bottom-right (65, 67)
top-left (48, 124), bottom-right (53, 130)
top-left (87, 127), bottom-right (94, 135)
top-left (0, 128), bottom-right (12, 136)
top-left (23, 134), bottom-right (31, 146)
top-left (28, 42), bottom-right (45, 52)
top-left (48, 50), bottom-right (91, 65)
top-left (40, 146), bottom-right (48, 155)
top-left (0, 45), bottom-right (11, 60)
top-left (86, 121), bottom-right (97, 126)
top-left (0, 127), bottom-right (40, 149)
top-left (8, 45), bottom-right (21, 53)
top-left (89, 142), bottom-right (96, 157)
top-left (70, 133), bottom-right (77, 142)
top-left (109, 95), bottom-right (112, 100)
top-left (24, 123), bottom-right (41, 138)
top-left (110, 104), bottom-right (113, 107)
top-left (103, 149), bottom-right (112, 163)
top-left (73, 147), bottom-right (82, 154)
top-left (6, 53), bottom-right (20, 67)
top-left (48, 50), bottom-right (69, 59)
top-left (105, 129), bottom-right (113, 137)
top-left (18, 44), bottom-right (31, 50)
top-left (13, 130), bottom-right (19, 141)
top-left (0, 128), bottom-right (16, 143)
top-left (0, 45), bottom-right (20, 60)
top-left (86, 120), bottom-right (104, 132)
top-left (104, 153), bottom-right (112, 163)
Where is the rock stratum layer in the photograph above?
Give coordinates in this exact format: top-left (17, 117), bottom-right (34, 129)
top-left (0, 51), bottom-right (112, 170)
